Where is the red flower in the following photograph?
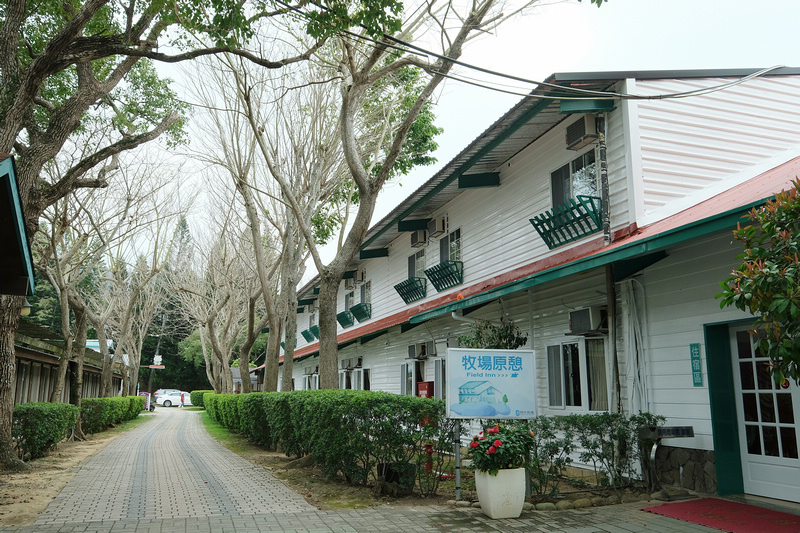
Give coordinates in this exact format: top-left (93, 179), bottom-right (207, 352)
top-left (487, 446), bottom-right (496, 454)
top-left (488, 427), bottom-right (499, 434)
top-left (494, 440), bottom-right (502, 447)
top-left (469, 441), bottom-right (479, 448)
top-left (479, 436), bottom-right (486, 440)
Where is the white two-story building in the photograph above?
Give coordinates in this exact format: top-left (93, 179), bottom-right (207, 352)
top-left (279, 67), bottom-right (800, 502)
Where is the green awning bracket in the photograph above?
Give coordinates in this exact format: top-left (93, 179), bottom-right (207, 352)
top-left (350, 302), bottom-right (372, 322)
top-left (394, 277), bottom-right (427, 304)
top-left (337, 311), bottom-right (355, 328)
top-left (530, 195), bottom-right (602, 249)
top-left (425, 260), bottom-right (464, 292)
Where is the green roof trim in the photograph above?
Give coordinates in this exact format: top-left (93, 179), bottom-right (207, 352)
top-left (398, 219), bottom-right (430, 232)
top-left (459, 172), bottom-right (499, 189)
top-left (559, 99), bottom-right (616, 114)
top-left (360, 248), bottom-right (389, 259)
top-left (410, 201), bottom-right (759, 324)
top-left (0, 156), bottom-right (35, 296)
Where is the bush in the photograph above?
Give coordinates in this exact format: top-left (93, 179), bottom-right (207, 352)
top-left (81, 396), bottom-right (145, 434)
top-left (191, 390), bottom-right (214, 408)
top-left (12, 403), bottom-right (79, 460)
top-left (203, 389), bottom-right (459, 496)
top-left (526, 416), bottom-right (575, 499)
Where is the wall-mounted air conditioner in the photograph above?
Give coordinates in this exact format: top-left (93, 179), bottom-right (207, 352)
top-left (307, 301), bottom-right (317, 313)
top-left (407, 340), bottom-right (435, 359)
top-left (569, 306), bottom-right (606, 334)
top-left (411, 229), bottom-right (428, 248)
top-left (344, 278), bottom-right (355, 290)
top-left (427, 216), bottom-right (448, 238)
top-left (566, 115), bottom-right (598, 150)
top-left (355, 269), bottom-right (366, 283)
top-left (341, 358), bottom-right (353, 370)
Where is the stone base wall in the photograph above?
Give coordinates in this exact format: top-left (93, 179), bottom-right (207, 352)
top-left (655, 445), bottom-right (716, 494)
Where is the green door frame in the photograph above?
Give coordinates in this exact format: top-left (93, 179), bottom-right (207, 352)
top-left (704, 319), bottom-right (751, 496)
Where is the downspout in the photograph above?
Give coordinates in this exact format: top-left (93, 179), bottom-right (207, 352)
top-left (598, 113), bottom-right (621, 412)
top-left (451, 311), bottom-right (477, 324)
top-left (598, 113), bottom-right (611, 245)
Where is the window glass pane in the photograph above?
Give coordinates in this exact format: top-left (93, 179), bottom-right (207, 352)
top-left (550, 164), bottom-right (570, 207)
top-left (781, 427), bottom-right (798, 459)
top-left (547, 346), bottom-right (563, 407)
top-left (756, 362), bottom-right (773, 390)
top-left (450, 229), bottom-right (461, 261)
top-left (743, 393), bottom-right (759, 422)
top-left (586, 339), bottom-right (608, 411)
top-left (759, 393), bottom-right (776, 423)
top-left (571, 151), bottom-right (597, 197)
top-left (777, 393), bottom-right (795, 424)
top-left (746, 424), bottom-right (762, 455)
top-left (763, 426), bottom-right (780, 457)
top-left (405, 364), bottom-right (414, 396)
top-left (415, 250), bottom-right (425, 278)
top-left (739, 361), bottom-right (755, 390)
top-left (736, 330), bottom-right (752, 358)
top-left (361, 281), bottom-right (371, 304)
top-left (563, 343), bottom-right (581, 407)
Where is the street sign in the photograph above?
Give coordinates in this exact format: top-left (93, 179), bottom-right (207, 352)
top-left (148, 365), bottom-right (165, 369)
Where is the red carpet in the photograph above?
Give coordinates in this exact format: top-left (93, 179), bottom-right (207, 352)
top-left (643, 498), bottom-right (800, 533)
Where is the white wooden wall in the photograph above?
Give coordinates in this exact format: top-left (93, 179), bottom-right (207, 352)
top-left (633, 76), bottom-right (800, 225)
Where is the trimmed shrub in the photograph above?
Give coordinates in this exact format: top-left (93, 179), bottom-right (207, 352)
top-left (191, 390), bottom-right (214, 408)
top-left (204, 389), bottom-right (459, 496)
top-left (81, 396), bottom-right (145, 434)
top-left (12, 403), bottom-right (79, 460)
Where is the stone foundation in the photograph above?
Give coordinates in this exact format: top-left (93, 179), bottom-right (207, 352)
top-left (655, 445), bottom-right (716, 494)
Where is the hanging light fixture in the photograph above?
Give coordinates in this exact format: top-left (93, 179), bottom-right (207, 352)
top-left (20, 298), bottom-right (31, 317)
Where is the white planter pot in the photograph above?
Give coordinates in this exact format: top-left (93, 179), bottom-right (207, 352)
top-left (474, 467), bottom-right (526, 519)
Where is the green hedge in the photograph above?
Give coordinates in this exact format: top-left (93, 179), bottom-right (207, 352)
top-left (205, 390), bottom-right (458, 495)
top-left (190, 390), bottom-right (214, 408)
top-left (12, 403), bottom-right (79, 460)
top-left (81, 396), bottom-right (145, 434)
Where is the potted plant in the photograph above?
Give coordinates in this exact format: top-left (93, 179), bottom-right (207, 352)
top-left (468, 422), bottom-right (533, 519)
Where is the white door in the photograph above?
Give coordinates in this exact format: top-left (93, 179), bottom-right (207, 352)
top-left (730, 326), bottom-right (800, 501)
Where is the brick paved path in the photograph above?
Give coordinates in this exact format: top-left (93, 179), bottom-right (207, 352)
top-left (0, 407), bottom-right (727, 532)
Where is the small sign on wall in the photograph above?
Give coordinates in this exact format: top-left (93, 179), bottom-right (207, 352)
top-left (690, 343), bottom-right (703, 387)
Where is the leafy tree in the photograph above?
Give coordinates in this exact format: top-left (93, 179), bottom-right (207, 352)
top-left (718, 178), bottom-right (800, 384)
top-left (459, 318), bottom-right (529, 350)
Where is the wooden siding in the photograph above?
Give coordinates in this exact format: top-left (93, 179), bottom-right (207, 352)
top-left (635, 76), bottom-right (800, 224)
top-left (638, 232), bottom-right (753, 451)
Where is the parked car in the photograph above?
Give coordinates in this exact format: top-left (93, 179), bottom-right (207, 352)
top-left (155, 391), bottom-right (191, 407)
top-left (153, 388), bottom-right (180, 402)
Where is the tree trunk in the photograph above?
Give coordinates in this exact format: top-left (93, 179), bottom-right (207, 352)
top-left (49, 286), bottom-right (73, 403)
top-left (263, 315), bottom-right (283, 391)
top-left (0, 295), bottom-right (27, 470)
top-left (69, 307), bottom-right (87, 440)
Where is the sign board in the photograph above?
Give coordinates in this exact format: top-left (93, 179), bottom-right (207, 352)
top-left (690, 343), bottom-right (703, 387)
top-left (446, 348), bottom-right (536, 419)
top-left (148, 365), bottom-right (165, 369)
top-left (153, 355), bottom-right (162, 365)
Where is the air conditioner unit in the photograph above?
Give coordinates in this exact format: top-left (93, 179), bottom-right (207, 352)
top-left (341, 358), bottom-right (351, 370)
top-left (304, 366), bottom-right (313, 375)
top-left (566, 115), bottom-right (598, 150)
top-left (411, 229), bottom-right (428, 248)
top-left (344, 278), bottom-right (355, 290)
top-left (407, 340), bottom-right (435, 359)
top-left (427, 216), bottom-right (447, 238)
top-left (355, 269), bottom-right (366, 283)
top-left (569, 306), bottom-right (606, 334)
top-left (307, 301), bottom-right (317, 313)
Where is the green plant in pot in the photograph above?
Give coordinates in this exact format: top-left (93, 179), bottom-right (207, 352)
top-left (468, 423), bottom-right (533, 518)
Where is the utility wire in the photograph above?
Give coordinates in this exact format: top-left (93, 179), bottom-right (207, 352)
top-left (276, 0), bottom-right (787, 102)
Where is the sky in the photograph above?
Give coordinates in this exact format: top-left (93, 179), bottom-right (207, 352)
top-left (371, 0), bottom-right (800, 223)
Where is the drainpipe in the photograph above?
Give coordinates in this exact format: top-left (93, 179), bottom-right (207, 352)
top-left (598, 113), bottom-right (611, 245)
top-left (606, 264), bottom-right (622, 413)
top-left (451, 311), bottom-right (477, 324)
